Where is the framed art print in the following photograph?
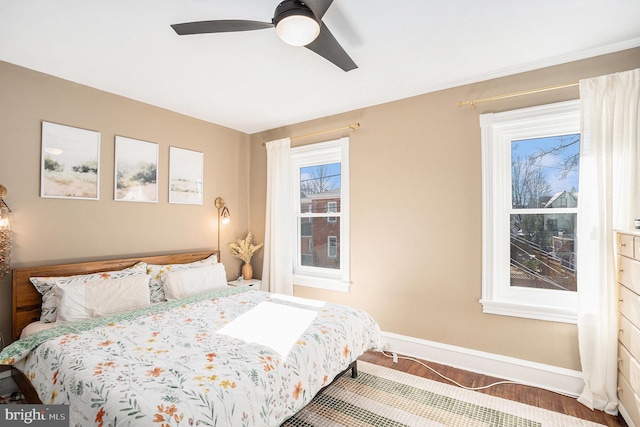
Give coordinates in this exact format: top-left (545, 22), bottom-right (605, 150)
top-left (114, 136), bottom-right (159, 203)
top-left (41, 121), bottom-right (101, 200)
top-left (169, 146), bottom-right (203, 205)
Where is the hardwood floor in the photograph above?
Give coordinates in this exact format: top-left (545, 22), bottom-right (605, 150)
top-left (359, 350), bottom-right (627, 427)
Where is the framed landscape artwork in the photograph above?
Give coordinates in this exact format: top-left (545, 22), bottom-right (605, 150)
top-left (169, 146), bottom-right (203, 205)
top-left (41, 121), bottom-right (101, 200)
top-left (114, 136), bottom-right (158, 203)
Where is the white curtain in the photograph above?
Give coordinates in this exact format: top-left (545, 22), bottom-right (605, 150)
top-left (577, 68), bottom-right (640, 414)
top-left (262, 138), bottom-right (294, 295)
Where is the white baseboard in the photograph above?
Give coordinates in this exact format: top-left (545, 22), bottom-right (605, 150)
top-left (380, 331), bottom-right (585, 397)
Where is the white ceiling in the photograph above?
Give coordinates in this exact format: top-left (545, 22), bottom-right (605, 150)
top-left (1, 1), bottom-right (639, 134)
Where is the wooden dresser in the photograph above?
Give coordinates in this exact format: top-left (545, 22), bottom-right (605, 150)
top-left (617, 231), bottom-right (640, 427)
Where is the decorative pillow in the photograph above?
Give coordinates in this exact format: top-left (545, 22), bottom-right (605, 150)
top-left (56, 274), bottom-right (151, 323)
top-left (147, 254), bottom-right (218, 303)
top-left (161, 263), bottom-right (227, 301)
top-left (30, 262), bottom-right (148, 323)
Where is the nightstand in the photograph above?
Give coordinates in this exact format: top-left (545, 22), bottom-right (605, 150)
top-left (228, 278), bottom-right (262, 290)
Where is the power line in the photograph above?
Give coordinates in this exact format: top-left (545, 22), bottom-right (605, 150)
top-left (300, 173), bottom-right (341, 184)
top-left (510, 160), bottom-right (578, 173)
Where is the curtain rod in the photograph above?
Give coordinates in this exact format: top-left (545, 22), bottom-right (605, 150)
top-left (261, 123), bottom-right (360, 146)
top-left (457, 82), bottom-right (578, 109)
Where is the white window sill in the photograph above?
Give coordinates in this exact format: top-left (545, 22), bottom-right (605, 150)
top-left (480, 299), bottom-right (577, 324)
top-left (293, 274), bottom-right (350, 292)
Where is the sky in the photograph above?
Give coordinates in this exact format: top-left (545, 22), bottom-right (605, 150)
top-left (42, 121), bottom-right (100, 167)
top-left (115, 136), bottom-right (158, 167)
top-left (511, 134), bottom-right (580, 195)
top-left (300, 162), bottom-right (341, 191)
top-left (170, 146), bottom-right (203, 182)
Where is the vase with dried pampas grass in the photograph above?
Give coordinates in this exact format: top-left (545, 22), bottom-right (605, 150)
top-left (227, 232), bottom-right (263, 280)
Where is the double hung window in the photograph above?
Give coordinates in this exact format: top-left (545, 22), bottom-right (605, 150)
top-left (480, 100), bottom-right (581, 323)
top-left (291, 137), bottom-right (350, 292)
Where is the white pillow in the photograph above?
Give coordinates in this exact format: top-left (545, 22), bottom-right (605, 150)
top-left (30, 262), bottom-right (148, 323)
top-left (147, 254), bottom-right (218, 303)
top-left (162, 263), bottom-right (227, 301)
top-left (56, 274), bottom-right (151, 323)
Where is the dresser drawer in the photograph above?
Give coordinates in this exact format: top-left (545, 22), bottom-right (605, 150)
top-left (619, 255), bottom-right (640, 294)
top-left (619, 234), bottom-right (636, 259)
top-left (619, 344), bottom-right (640, 395)
top-left (619, 373), bottom-right (640, 427)
top-left (620, 315), bottom-right (640, 362)
top-left (620, 285), bottom-right (640, 329)
top-left (636, 237), bottom-right (640, 261)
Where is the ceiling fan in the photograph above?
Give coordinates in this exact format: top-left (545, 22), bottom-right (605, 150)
top-left (171, 0), bottom-right (357, 72)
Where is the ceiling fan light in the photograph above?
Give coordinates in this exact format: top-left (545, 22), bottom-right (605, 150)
top-left (276, 14), bottom-right (320, 46)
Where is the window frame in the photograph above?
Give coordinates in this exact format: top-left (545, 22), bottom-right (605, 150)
top-left (480, 100), bottom-right (580, 323)
top-left (291, 137), bottom-right (350, 292)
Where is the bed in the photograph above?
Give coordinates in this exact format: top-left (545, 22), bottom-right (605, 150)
top-left (1, 250), bottom-right (381, 426)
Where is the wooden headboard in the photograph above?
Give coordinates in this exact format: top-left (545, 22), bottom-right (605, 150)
top-left (12, 250), bottom-right (220, 341)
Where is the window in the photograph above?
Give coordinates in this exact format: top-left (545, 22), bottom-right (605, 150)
top-left (328, 236), bottom-right (337, 258)
top-left (291, 137), bottom-right (350, 292)
top-left (480, 100), bottom-right (580, 323)
top-left (327, 201), bottom-right (337, 223)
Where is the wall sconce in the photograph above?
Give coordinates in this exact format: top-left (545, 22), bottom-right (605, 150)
top-left (0, 184), bottom-right (13, 278)
top-left (215, 197), bottom-right (230, 250)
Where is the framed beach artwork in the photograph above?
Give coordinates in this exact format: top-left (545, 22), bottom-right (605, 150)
top-left (114, 136), bottom-right (159, 203)
top-left (41, 121), bottom-right (101, 200)
top-left (169, 146), bottom-right (203, 205)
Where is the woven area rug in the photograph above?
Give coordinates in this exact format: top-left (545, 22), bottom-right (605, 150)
top-left (282, 361), bottom-right (604, 427)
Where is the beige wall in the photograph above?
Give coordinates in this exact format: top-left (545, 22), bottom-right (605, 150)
top-left (0, 61), bottom-right (251, 344)
top-left (2, 48), bottom-right (639, 371)
top-left (249, 48), bottom-right (640, 371)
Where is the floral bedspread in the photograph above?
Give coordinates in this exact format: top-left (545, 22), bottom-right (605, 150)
top-left (0, 287), bottom-right (381, 426)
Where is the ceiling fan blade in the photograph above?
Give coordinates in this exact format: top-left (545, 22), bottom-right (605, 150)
top-left (305, 22), bottom-right (357, 71)
top-left (303, 0), bottom-right (334, 20)
top-left (171, 20), bottom-right (273, 35)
